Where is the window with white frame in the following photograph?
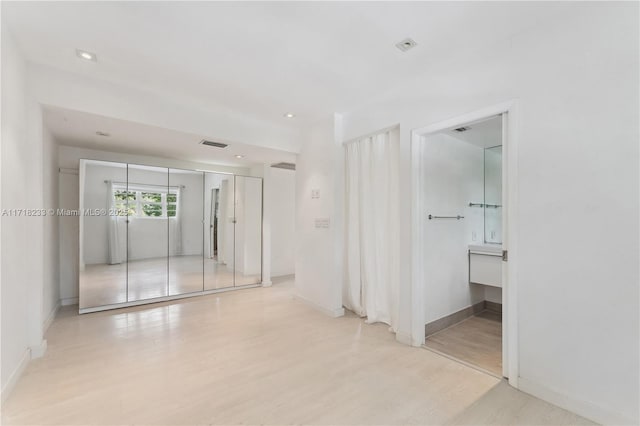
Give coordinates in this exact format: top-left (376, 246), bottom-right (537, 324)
top-left (114, 186), bottom-right (178, 218)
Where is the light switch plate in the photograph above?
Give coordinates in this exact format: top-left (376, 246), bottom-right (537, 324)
top-left (315, 218), bottom-right (330, 229)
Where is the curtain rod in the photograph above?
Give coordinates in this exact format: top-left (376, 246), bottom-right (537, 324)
top-left (342, 124), bottom-right (400, 146)
top-left (105, 180), bottom-right (185, 189)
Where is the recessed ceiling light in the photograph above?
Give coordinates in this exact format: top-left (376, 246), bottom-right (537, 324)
top-left (96, 131), bottom-right (110, 137)
top-left (235, 155), bottom-right (244, 159)
top-left (76, 49), bottom-right (97, 62)
top-left (395, 38), bottom-right (417, 52)
top-left (284, 113), bottom-right (296, 119)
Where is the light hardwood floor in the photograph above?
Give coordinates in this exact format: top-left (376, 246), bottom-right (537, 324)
top-left (2, 279), bottom-right (594, 425)
top-left (424, 311), bottom-right (503, 377)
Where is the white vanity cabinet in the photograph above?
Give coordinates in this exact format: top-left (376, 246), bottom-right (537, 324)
top-left (469, 244), bottom-right (502, 287)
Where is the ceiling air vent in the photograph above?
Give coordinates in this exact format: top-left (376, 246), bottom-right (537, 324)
top-left (395, 38), bottom-right (418, 52)
top-left (454, 126), bottom-right (471, 133)
top-left (200, 139), bottom-right (228, 148)
top-left (271, 162), bottom-right (296, 171)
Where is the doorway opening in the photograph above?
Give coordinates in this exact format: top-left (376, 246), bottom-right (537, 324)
top-left (411, 103), bottom-right (517, 384)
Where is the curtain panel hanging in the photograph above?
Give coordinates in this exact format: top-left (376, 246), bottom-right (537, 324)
top-left (344, 127), bottom-right (400, 331)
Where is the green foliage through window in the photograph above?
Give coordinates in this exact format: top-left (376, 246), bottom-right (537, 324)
top-left (113, 188), bottom-right (178, 218)
top-left (142, 203), bottom-right (163, 217)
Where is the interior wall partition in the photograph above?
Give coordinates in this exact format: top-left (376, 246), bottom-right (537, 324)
top-left (78, 159), bottom-right (263, 313)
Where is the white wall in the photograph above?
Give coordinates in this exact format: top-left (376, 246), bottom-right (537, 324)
top-left (58, 145), bottom-right (248, 302)
top-left (294, 116), bottom-right (344, 316)
top-left (42, 126), bottom-right (60, 323)
top-left (0, 25), bottom-right (45, 395)
top-left (420, 133), bottom-right (484, 323)
top-left (336, 6), bottom-right (638, 424)
top-left (270, 167), bottom-right (295, 277)
top-left (58, 169), bottom-right (79, 305)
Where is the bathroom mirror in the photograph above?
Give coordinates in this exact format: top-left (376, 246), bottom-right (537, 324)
top-left (484, 145), bottom-right (502, 244)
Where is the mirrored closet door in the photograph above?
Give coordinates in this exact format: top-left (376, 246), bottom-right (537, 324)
top-left (79, 160), bottom-right (262, 313)
top-left (204, 172), bottom-right (235, 290)
top-left (126, 164), bottom-right (169, 303)
top-left (79, 160), bottom-right (128, 309)
top-left (169, 168), bottom-right (204, 296)
top-left (234, 176), bottom-right (263, 286)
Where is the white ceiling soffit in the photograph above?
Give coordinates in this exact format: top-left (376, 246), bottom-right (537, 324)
top-left (3, 2), bottom-right (585, 128)
top-left (445, 115), bottom-right (502, 149)
top-left (44, 106), bottom-right (297, 168)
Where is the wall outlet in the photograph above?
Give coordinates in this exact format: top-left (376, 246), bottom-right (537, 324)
top-left (311, 189), bottom-right (320, 199)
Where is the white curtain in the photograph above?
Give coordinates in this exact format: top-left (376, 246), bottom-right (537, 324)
top-left (170, 188), bottom-right (183, 255)
top-left (106, 181), bottom-right (121, 265)
top-left (344, 127), bottom-right (400, 330)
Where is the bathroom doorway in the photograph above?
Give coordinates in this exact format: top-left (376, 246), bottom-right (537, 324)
top-left (411, 102), bottom-right (517, 384)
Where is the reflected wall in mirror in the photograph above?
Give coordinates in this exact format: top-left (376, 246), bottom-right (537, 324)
top-left (234, 176), bottom-right (263, 286)
top-left (126, 164), bottom-right (169, 302)
top-left (169, 168), bottom-right (204, 296)
top-left (484, 145), bottom-right (502, 244)
top-left (204, 173), bottom-right (235, 290)
top-left (79, 160), bottom-right (128, 309)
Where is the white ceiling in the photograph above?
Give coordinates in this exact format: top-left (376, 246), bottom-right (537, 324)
top-left (44, 106), bottom-right (297, 168)
top-left (4, 2), bottom-right (583, 129)
top-left (445, 115), bottom-right (502, 149)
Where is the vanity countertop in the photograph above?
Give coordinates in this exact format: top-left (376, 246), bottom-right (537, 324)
top-left (468, 243), bottom-right (502, 255)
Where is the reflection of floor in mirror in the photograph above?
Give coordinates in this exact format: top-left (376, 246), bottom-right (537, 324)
top-left (79, 255), bottom-right (261, 309)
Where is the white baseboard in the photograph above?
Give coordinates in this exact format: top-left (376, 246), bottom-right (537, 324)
top-left (29, 340), bottom-right (47, 359)
top-left (43, 300), bottom-right (61, 333)
top-left (61, 297), bottom-right (78, 306)
top-left (518, 376), bottom-right (636, 426)
top-left (1, 348), bottom-right (30, 402)
top-left (294, 293), bottom-right (344, 318)
top-left (261, 281), bottom-right (273, 287)
top-left (272, 274), bottom-right (296, 285)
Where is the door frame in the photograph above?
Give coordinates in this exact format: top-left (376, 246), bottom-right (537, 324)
top-left (410, 100), bottom-right (519, 387)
